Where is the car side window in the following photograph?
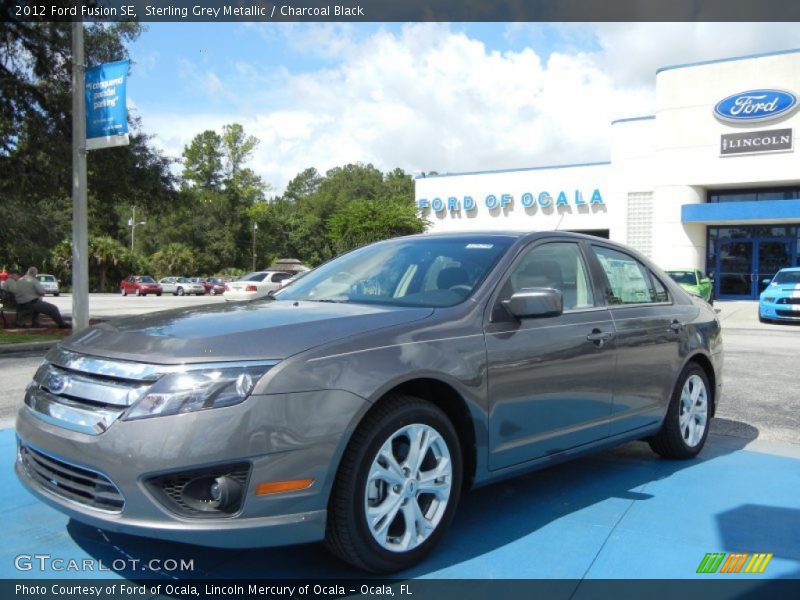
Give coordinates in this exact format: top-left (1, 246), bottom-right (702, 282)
top-left (503, 242), bottom-right (595, 311)
top-left (271, 273), bottom-right (292, 283)
top-left (592, 245), bottom-right (668, 305)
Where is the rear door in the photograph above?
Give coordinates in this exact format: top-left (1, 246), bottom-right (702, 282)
top-left (484, 240), bottom-right (617, 470)
top-left (587, 244), bottom-right (691, 435)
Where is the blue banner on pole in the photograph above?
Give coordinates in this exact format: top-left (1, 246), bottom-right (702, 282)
top-left (85, 60), bottom-right (130, 151)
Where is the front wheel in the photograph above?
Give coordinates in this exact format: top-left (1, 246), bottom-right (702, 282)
top-left (325, 395), bottom-right (462, 573)
top-left (649, 364), bottom-right (711, 459)
top-left (177, 287), bottom-right (185, 296)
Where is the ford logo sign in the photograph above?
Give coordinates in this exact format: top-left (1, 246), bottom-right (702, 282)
top-left (714, 89), bottom-right (797, 123)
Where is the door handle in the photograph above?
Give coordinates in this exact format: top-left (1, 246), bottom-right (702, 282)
top-left (669, 320), bottom-right (684, 333)
top-left (587, 329), bottom-right (614, 346)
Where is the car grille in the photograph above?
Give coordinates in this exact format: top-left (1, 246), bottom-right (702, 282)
top-left (19, 443), bottom-right (125, 512)
top-left (776, 297), bottom-right (800, 305)
top-left (24, 348), bottom-right (157, 436)
top-left (776, 309), bottom-right (800, 318)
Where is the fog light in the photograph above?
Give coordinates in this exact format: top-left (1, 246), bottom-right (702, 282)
top-left (182, 475), bottom-right (243, 512)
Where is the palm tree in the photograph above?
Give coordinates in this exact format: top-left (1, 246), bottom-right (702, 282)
top-left (89, 236), bottom-right (124, 292)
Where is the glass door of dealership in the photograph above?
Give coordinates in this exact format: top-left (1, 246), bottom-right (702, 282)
top-left (707, 226), bottom-right (800, 299)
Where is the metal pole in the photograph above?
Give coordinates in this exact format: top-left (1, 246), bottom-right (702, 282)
top-left (252, 223), bottom-right (258, 271)
top-left (71, 21), bottom-right (89, 332)
top-left (131, 205), bottom-right (136, 251)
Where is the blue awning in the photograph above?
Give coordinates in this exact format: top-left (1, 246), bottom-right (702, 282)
top-left (681, 200), bottom-right (800, 224)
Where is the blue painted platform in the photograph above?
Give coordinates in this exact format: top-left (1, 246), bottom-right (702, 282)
top-left (1, 427), bottom-right (798, 580)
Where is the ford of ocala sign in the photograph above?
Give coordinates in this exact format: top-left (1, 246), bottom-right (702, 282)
top-left (714, 89), bottom-right (797, 123)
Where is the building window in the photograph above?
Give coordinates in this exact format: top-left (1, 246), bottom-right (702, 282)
top-left (708, 186), bottom-right (800, 203)
top-left (626, 192), bottom-right (653, 258)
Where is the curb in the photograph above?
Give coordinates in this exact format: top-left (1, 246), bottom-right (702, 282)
top-left (0, 340), bottom-right (57, 355)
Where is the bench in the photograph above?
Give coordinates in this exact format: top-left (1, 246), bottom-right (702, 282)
top-left (0, 290), bottom-right (37, 328)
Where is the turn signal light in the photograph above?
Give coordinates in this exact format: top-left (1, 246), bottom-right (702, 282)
top-left (255, 479), bottom-right (314, 496)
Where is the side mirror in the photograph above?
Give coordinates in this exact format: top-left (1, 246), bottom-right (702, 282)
top-left (700, 277), bottom-right (711, 285)
top-left (762, 278), bottom-right (771, 285)
top-left (502, 288), bottom-right (563, 319)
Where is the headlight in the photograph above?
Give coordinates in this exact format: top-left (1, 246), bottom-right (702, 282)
top-left (763, 297), bottom-right (775, 303)
top-left (123, 365), bottom-right (270, 421)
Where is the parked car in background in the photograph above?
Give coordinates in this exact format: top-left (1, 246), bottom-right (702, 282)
top-left (120, 275), bottom-right (162, 296)
top-left (223, 271), bottom-right (293, 301)
top-left (759, 267), bottom-right (800, 323)
top-left (278, 270), bottom-right (310, 289)
top-left (35, 274), bottom-right (60, 296)
top-left (159, 277), bottom-right (206, 296)
top-left (665, 268), bottom-right (713, 304)
top-left (17, 232), bottom-right (723, 573)
top-left (206, 277), bottom-right (227, 296)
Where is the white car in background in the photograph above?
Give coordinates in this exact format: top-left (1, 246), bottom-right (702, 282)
top-left (223, 271), bottom-right (293, 301)
top-left (158, 277), bottom-right (206, 296)
top-left (36, 274), bottom-right (60, 296)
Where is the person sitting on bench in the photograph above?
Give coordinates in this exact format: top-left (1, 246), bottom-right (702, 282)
top-left (6, 267), bottom-right (69, 328)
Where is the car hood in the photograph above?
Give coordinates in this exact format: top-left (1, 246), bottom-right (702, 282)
top-left (60, 300), bottom-right (433, 364)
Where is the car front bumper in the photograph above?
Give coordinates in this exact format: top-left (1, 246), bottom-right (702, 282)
top-left (759, 300), bottom-right (800, 321)
top-left (15, 388), bottom-right (367, 548)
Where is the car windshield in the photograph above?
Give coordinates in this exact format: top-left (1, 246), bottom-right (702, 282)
top-left (773, 270), bottom-right (800, 285)
top-left (139, 276), bottom-right (156, 283)
top-left (177, 277), bottom-right (190, 283)
top-left (37, 275), bottom-right (55, 282)
top-left (666, 271), bottom-right (697, 285)
top-left (276, 236), bottom-right (513, 307)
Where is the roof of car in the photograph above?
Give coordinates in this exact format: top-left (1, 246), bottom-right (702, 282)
top-left (777, 267), bottom-right (800, 272)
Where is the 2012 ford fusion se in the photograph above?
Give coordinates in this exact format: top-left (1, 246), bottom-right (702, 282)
top-left (16, 232), bottom-right (723, 573)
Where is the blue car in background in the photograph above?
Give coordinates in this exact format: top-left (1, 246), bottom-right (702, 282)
top-left (759, 267), bottom-right (800, 323)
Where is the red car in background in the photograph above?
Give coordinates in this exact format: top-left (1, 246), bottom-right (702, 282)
top-left (205, 277), bottom-right (227, 296)
top-left (120, 275), bottom-right (163, 296)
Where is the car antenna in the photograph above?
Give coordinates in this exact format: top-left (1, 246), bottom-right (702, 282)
top-left (553, 214), bottom-right (565, 231)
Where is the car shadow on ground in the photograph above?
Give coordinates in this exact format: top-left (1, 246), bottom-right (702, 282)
top-left (66, 421), bottom-right (762, 580)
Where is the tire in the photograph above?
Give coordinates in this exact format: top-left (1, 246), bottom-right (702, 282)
top-left (177, 287), bottom-right (185, 296)
top-left (649, 363), bottom-right (711, 459)
top-left (53, 293), bottom-right (60, 297)
top-left (156, 293), bottom-right (162, 297)
top-left (325, 394), bottom-right (462, 573)
top-left (758, 311), bottom-right (769, 324)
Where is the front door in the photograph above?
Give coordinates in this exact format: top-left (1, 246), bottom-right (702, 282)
top-left (757, 238), bottom-right (793, 294)
top-left (717, 239), bottom-right (754, 299)
top-left (715, 237), bottom-right (794, 299)
top-left (485, 241), bottom-right (616, 470)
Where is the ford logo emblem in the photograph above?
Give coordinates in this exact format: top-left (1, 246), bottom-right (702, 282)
top-left (714, 89), bottom-right (797, 123)
top-left (47, 372), bottom-right (70, 395)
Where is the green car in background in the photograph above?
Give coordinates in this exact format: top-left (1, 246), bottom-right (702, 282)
top-left (665, 269), bottom-right (714, 304)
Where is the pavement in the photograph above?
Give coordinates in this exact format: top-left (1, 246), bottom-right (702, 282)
top-left (2, 429), bottom-right (798, 581)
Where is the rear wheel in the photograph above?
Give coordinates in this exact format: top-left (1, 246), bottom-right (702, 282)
top-left (649, 364), bottom-right (711, 459)
top-left (177, 287), bottom-right (185, 296)
top-left (325, 395), bottom-right (462, 573)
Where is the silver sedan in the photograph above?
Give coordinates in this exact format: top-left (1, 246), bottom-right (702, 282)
top-left (158, 277), bottom-right (206, 296)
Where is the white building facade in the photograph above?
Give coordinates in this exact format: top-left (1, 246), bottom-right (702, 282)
top-left (415, 49), bottom-right (800, 300)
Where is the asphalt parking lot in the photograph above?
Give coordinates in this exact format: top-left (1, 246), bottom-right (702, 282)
top-left (0, 299), bottom-right (798, 582)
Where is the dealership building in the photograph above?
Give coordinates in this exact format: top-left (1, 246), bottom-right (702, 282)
top-left (415, 49), bottom-right (800, 300)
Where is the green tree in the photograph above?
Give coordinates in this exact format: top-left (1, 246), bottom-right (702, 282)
top-left (150, 243), bottom-right (196, 277)
top-left (182, 130), bottom-right (224, 190)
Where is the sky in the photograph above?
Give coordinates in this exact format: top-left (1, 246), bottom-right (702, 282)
top-left (125, 22), bottom-right (800, 194)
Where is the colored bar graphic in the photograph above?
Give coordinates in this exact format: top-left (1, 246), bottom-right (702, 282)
top-left (698, 552), bottom-right (772, 575)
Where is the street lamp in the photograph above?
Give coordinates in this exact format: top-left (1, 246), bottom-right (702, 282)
top-left (252, 222), bottom-right (258, 271)
top-left (128, 205), bottom-right (146, 252)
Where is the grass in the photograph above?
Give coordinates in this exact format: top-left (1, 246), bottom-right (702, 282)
top-left (0, 331), bottom-right (65, 345)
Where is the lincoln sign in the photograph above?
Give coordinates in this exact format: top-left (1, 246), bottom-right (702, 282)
top-left (720, 128), bottom-right (793, 156)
